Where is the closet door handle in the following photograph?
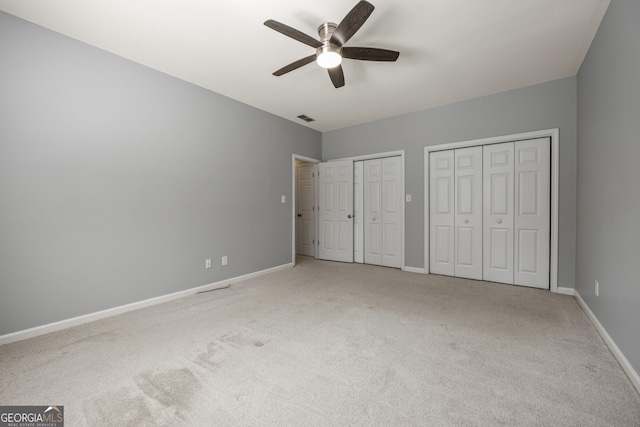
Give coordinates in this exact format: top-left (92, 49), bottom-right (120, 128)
top-left (497, 219), bottom-right (502, 224)
top-left (348, 215), bottom-right (352, 219)
top-left (464, 219), bottom-right (469, 224)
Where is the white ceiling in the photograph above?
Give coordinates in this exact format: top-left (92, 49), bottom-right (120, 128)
top-left (0, 0), bottom-right (610, 132)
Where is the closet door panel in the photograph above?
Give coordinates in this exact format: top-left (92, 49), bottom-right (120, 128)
top-left (382, 157), bottom-right (402, 268)
top-left (483, 142), bottom-right (514, 284)
top-left (429, 150), bottom-right (455, 276)
top-left (364, 159), bottom-right (383, 265)
top-left (514, 138), bottom-right (550, 288)
top-left (454, 147), bottom-right (483, 279)
top-left (353, 161), bottom-right (364, 263)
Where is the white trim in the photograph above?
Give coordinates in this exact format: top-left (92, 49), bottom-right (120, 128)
top-left (0, 263), bottom-right (293, 346)
top-left (403, 266), bottom-right (426, 274)
top-left (292, 154), bottom-right (321, 265)
top-left (328, 150), bottom-right (405, 163)
top-left (427, 129), bottom-right (559, 152)
top-left (325, 150), bottom-right (406, 269)
top-left (574, 290), bottom-right (640, 395)
top-left (400, 154), bottom-right (406, 271)
top-left (424, 128), bottom-right (560, 292)
top-left (556, 287), bottom-right (575, 296)
top-left (550, 130), bottom-right (560, 295)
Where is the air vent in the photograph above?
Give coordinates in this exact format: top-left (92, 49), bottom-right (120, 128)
top-left (297, 114), bottom-right (315, 122)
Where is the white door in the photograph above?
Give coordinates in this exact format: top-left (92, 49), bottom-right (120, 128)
top-left (353, 161), bottom-right (364, 263)
top-left (296, 163), bottom-right (316, 257)
top-left (454, 147), bottom-right (483, 279)
top-left (364, 159), bottom-right (383, 265)
top-left (319, 160), bottom-right (354, 263)
top-left (514, 138), bottom-right (550, 289)
top-left (381, 156), bottom-right (402, 268)
top-left (483, 142), bottom-right (515, 284)
top-left (429, 150), bottom-right (455, 276)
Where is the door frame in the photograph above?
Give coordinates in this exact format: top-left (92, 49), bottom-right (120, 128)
top-left (424, 129), bottom-right (560, 292)
top-left (292, 154), bottom-right (321, 265)
top-left (328, 150), bottom-right (406, 270)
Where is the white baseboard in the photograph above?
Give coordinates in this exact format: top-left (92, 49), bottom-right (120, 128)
top-left (574, 289), bottom-right (640, 395)
top-left (556, 287), bottom-right (575, 296)
top-left (0, 262), bottom-right (294, 346)
top-left (403, 266), bottom-right (426, 274)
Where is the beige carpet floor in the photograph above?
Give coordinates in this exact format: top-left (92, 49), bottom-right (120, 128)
top-left (1, 257), bottom-right (639, 426)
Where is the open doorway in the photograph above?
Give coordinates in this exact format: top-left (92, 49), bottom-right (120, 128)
top-left (291, 154), bottom-right (320, 265)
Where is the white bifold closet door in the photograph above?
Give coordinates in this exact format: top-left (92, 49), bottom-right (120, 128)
top-left (429, 151), bottom-right (455, 276)
top-left (319, 160), bottom-right (353, 263)
top-left (454, 147), bottom-right (483, 279)
top-left (483, 142), bottom-right (515, 284)
top-left (364, 157), bottom-right (402, 268)
top-left (513, 138), bottom-right (551, 288)
top-left (431, 138), bottom-right (550, 289)
top-left (483, 139), bottom-right (550, 288)
top-left (429, 148), bottom-right (482, 279)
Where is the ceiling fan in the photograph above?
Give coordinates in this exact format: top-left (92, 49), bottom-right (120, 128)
top-left (264, 1), bottom-right (400, 88)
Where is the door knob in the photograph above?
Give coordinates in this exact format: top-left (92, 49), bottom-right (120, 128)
top-left (497, 219), bottom-right (502, 224)
top-left (297, 214), bottom-right (301, 217)
top-left (464, 219), bottom-right (469, 224)
top-left (348, 214), bottom-right (352, 219)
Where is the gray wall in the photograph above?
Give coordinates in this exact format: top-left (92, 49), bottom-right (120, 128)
top-left (323, 77), bottom-right (577, 289)
top-left (0, 12), bottom-right (321, 336)
top-left (576, 0), bottom-right (640, 373)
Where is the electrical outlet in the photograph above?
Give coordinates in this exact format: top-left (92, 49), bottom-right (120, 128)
top-left (595, 280), bottom-right (599, 296)
top-left (205, 259), bottom-right (212, 269)
top-left (221, 256), bottom-right (228, 266)
top-left (281, 195), bottom-right (286, 204)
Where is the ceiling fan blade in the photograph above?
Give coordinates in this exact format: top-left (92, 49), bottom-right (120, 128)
top-left (342, 47), bottom-right (400, 61)
top-left (328, 65), bottom-right (345, 88)
top-left (330, 1), bottom-right (375, 47)
top-left (273, 55), bottom-right (317, 76)
top-left (264, 20), bottom-right (322, 48)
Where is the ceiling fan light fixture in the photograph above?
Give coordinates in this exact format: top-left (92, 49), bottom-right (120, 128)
top-left (316, 47), bottom-right (342, 68)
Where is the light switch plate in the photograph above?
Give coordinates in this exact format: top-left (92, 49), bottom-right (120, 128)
top-left (281, 195), bottom-right (286, 203)
top-left (406, 194), bottom-right (412, 202)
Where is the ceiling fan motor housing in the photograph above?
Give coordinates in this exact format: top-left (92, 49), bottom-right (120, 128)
top-left (316, 22), bottom-right (342, 68)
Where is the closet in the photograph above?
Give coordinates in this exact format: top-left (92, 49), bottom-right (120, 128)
top-left (320, 156), bottom-right (402, 268)
top-left (429, 138), bottom-right (550, 289)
